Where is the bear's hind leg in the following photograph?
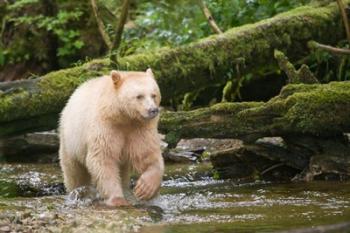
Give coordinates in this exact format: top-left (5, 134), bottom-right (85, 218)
top-left (60, 157), bottom-right (91, 192)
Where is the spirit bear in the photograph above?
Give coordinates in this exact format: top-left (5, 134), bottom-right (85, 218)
top-left (59, 69), bottom-right (164, 207)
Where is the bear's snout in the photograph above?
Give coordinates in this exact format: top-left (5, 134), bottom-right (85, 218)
top-left (147, 107), bottom-right (159, 119)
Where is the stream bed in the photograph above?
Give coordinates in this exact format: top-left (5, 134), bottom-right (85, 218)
top-left (0, 162), bottom-right (350, 233)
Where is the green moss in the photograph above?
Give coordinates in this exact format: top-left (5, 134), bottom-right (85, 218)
top-left (0, 0), bottom-right (348, 136)
top-left (159, 81), bottom-right (350, 141)
top-left (0, 59), bottom-right (111, 125)
top-left (211, 102), bottom-right (263, 113)
top-left (282, 82), bottom-right (350, 134)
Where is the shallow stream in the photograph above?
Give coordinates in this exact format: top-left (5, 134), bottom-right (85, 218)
top-left (0, 162), bottom-right (350, 232)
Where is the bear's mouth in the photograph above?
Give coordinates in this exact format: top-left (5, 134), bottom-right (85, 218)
top-left (143, 114), bottom-right (158, 120)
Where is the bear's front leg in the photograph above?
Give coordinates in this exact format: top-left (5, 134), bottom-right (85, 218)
top-left (86, 152), bottom-right (130, 207)
top-left (134, 156), bottom-right (164, 200)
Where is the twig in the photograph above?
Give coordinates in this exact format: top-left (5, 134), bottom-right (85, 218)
top-left (260, 163), bottom-right (285, 176)
top-left (198, 0), bottom-right (222, 34)
top-left (221, 58), bottom-right (245, 102)
top-left (232, 58), bottom-right (245, 101)
top-left (274, 49), bottom-right (318, 84)
top-left (336, 0), bottom-right (350, 43)
top-left (90, 0), bottom-right (112, 50)
top-left (0, 17), bottom-right (6, 46)
top-left (110, 0), bottom-right (130, 57)
top-left (308, 40), bottom-right (350, 55)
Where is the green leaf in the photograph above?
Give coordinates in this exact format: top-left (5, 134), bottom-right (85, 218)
top-left (73, 40), bottom-right (84, 49)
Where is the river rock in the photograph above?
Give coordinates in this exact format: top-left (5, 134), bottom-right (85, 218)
top-left (0, 131), bottom-right (58, 163)
top-left (25, 130), bottom-right (59, 147)
top-left (0, 225), bottom-right (10, 232)
top-left (210, 137), bottom-right (303, 181)
top-left (163, 138), bottom-right (243, 163)
top-left (176, 138), bottom-right (243, 153)
top-left (305, 154), bottom-right (350, 181)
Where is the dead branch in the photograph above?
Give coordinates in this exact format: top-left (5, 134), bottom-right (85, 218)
top-left (274, 50), bottom-right (318, 84)
top-left (308, 40), bottom-right (350, 55)
top-left (90, 0), bottom-right (112, 50)
top-left (110, 0), bottom-right (130, 60)
top-left (336, 0), bottom-right (350, 42)
top-left (198, 0), bottom-right (223, 34)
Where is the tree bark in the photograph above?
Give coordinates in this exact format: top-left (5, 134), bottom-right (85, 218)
top-left (0, 1), bottom-right (348, 136)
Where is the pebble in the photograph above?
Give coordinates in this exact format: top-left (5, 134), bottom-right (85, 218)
top-left (0, 225), bottom-right (11, 232)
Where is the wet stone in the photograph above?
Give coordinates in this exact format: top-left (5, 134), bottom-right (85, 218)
top-left (176, 138), bottom-right (243, 154)
top-left (163, 150), bottom-right (199, 163)
top-left (210, 138), bottom-right (303, 181)
top-left (345, 133), bottom-right (350, 142)
top-left (0, 225), bottom-right (10, 232)
top-left (66, 186), bottom-right (101, 206)
top-left (306, 154), bottom-right (350, 181)
top-left (0, 131), bottom-right (58, 163)
top-left (256, 137), bottom-right (285, 147)
top-left (25, 130), bottom-right (59, 147)
top-left (164, 138), bottom-right (243, 163)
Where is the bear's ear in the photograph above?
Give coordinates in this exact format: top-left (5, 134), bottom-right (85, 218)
top-left (110, 70), bottom-right (122, 87)
top-left (146, 68), bottom-right (154, 78)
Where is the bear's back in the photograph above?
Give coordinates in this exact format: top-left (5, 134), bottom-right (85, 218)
top-left (59, 77), bottom-right (107, 160)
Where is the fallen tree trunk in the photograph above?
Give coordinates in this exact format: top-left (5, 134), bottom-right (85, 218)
top-left (159, 81), bottom-right (350, 143)
top-left (2, 81), bottom-right (350, 140)
top-left (0, 0), bottom-right (347, 136)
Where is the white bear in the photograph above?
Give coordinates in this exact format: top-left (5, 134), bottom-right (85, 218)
top-left (59, 69), bottom-right (164, 206)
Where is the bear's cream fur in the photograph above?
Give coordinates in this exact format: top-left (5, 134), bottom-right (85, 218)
top-left (59, 69), bottom-right (164, 206)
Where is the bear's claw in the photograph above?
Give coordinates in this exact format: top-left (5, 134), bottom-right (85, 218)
top-left (134, 177), bottom-right (158, 200)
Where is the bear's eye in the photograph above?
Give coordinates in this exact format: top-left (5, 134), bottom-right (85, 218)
top-left (151, 94), bottom-right (157, 99)
top-left (136, 95), bottom-right (144, 100)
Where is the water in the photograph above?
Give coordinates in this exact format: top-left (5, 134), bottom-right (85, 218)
top-left (0, 162), bottom-right (350, 232)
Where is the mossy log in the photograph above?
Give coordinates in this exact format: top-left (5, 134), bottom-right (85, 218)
top-left (1, 77), bottom-right (350, 140)
top-left (0, 0), bottom-right (347, 136)
top-left (160, 81), bottom-right (350, 143)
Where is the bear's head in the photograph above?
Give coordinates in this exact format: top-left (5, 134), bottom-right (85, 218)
top-left (110, 68), bottom-right (161, 121)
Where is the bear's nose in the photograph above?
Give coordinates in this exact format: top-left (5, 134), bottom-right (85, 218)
top-left (148, 107), bottom-right (159, 118)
